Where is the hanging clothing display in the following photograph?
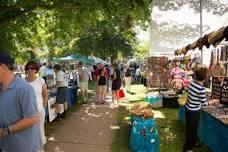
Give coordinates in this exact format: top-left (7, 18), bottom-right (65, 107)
top-left (209, 45), bottom-right (228, 76)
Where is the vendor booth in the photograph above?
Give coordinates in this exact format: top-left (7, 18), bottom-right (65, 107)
top-left (146, 55), bottom-right (190, 109)
top-left (179, 106), bottom-right (228, 152)
top-left (44, 64), bottom-right (78, 122)
top-left (46, 86), bottom-right (78, 122)
top-left (176, 25), bottom-right (228, 152)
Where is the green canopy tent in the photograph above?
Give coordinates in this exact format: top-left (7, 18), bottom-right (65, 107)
top-left (75, 55), bottom-right (94, 64)
top-left (54, 54), bottom-right (94, 64)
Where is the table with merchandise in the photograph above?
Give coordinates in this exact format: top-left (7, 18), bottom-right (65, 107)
top-left (179, 105), bottom-right (228, 152)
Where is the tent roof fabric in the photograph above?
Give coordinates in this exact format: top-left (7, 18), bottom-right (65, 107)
top-left (175, 25), bottom-right (228, 55)
top-left (55, 54), bottom-right (105, 64)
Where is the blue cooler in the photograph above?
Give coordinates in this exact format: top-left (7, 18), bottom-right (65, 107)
top-left (146, 95), bottom-right (163, 108)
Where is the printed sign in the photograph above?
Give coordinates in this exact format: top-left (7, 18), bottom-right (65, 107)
top-left (48, 97), bottom-right (57, 122)
top-left (212, 77), bottom-right (228, 105)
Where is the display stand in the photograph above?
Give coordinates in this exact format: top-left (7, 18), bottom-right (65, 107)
top-left (161, 90), bottom-right (179, 108)
top-left (211, 77), bottom-right (228, 105)
top-left (147, 56), bottom-right (169, 89)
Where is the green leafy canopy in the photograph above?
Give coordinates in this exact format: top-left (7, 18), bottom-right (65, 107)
top-left (0, 0), bottom-right (153, 62)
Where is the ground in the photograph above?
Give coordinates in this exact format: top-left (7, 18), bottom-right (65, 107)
top-left (112, 85), bottom-right (210, 152)
top-left (44, 83), bottom-right (210, 152)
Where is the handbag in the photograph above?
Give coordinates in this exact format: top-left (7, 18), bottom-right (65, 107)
top-left (118, 89), bottom-right (125, 99)
top-left (178, 92), bottom-right (188, 106)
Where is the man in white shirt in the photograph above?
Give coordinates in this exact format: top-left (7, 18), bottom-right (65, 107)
top-left (78, 62), bottom-right (89, 103)
top-left (135, 66), bottom-right (141, 84)
top-left (40, 63), bottom-right (47, 77)
top-left (53, 64), bottom-right (68, 118)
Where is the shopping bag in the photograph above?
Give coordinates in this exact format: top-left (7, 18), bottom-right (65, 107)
top-left (178, 92), bottom-right (188, 106)
top-left (118, 89), bottom-right (125, 98)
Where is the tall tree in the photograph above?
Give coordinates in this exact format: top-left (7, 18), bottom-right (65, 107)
top-left (0, 0), bottom-right (152, 62)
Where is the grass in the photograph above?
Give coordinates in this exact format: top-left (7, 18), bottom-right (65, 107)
top-left (112, 106), bottom-right (132, 152)
top-left (112, 84), bottom-right (210, 152)
top-left (44, 83), bottom-right (210, 152)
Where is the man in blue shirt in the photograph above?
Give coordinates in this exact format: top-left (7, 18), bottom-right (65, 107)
top-left (0, 52), bottom-right (41, 152)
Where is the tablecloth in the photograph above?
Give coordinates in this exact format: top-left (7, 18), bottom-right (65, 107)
top-left (66, 86), bottom-right (78, 108)
top-left (46, 86), bottom-right (78, 117)
top-left (179, 106), bottom-right (228, 152)
top-left (130, 116), bottom-right (159, 152)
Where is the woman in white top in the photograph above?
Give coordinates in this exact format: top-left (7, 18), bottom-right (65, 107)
top-left (25, 61), bottom-right (48, 150)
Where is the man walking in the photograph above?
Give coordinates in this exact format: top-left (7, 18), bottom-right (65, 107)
top-left (0, 52), bottom-right (41, 152)
top-left (78, 62), bottom-right (89, 103)
top-left (53, 64), bottom-right (68, 118)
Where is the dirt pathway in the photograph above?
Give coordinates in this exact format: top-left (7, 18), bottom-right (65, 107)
top-left (44, 92), bottom-right (119, 152)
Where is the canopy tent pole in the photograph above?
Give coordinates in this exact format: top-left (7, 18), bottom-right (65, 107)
top-left (200, 0), bottom-right (203, 64)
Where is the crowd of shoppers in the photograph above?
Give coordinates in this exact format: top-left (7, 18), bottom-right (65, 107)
top-left (0, 51), bottom-right (143, 151)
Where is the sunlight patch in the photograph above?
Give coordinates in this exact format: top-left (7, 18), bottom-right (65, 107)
top-left (54, 145), bottom-right (64, 152)
top-left (153, 110), bottom-right (166, 119)
top-left (118, 103), bottom-right (132, 107)
top-left (47, 135), bottom-right (57, 142)
top-left (124, 116), bottom-right (131, 121)
top-left (110, 125), bottom-right (120, 130)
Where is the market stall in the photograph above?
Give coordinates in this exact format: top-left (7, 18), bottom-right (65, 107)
top-left (44, 65), bottom-right (78, 122)
top-left (176, 25), bottom-right (228, 152)
top-left (179, 106), bottom-right (228, 152)
top-left (146, 55), bottom-right (192, 108)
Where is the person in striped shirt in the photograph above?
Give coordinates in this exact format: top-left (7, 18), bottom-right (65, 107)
top-left (183, 65), bottom-right (219, 152)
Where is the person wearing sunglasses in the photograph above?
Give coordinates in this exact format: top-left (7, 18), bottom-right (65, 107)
top-left (25, 61), bottom-right (48, 151)
top-left (0, 52), bottom-right (41, 152)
